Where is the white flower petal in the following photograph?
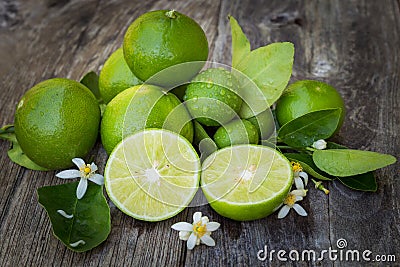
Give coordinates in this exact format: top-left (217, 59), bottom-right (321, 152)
top-left (89, 174), bottom-right (104, 185)
top-left (171, 222), bottom-right (193, 231)
top-left (187, 233), bottom-right (197, 250)
top-left (72, 158), bottom-right (85, 169)
top-left (295, 195), bottom-right (303, 202)
top-left (56, 170), bottom-right (81, 179)
top-left (278, 205), bottom-right (290, 219)
top-left (200, 235), bottom-right (216, 246)
top-left (293, 204), bottom-right (307, 216)
top-left (299, 172), bottom-right (308, 185)
top-left (201, 216), bottom-right (209, 224)
top-left (292, 189), bottom-right (307, 197)
top-left (90, 163), bottom-right (98, 172)
top-left (206, 222), bottom-right (220, 232)
top-left (69, 240), bottom-right (85, 247)
top-left (76, 179), bottom-right (88, 199)
top-left (193, 212), bottom-right (202, 223)
top-left (294, 177), bottom-right (304, 189)
top-left (179, 231), bottom-right (191, 241)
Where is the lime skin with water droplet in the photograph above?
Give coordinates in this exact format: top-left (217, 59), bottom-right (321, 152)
top-left (184, 68), bottom-right (243, 126)
top-left (213, 119), bottom-right (259, 148)
top-left (14, 78), bottom-right (101, 170)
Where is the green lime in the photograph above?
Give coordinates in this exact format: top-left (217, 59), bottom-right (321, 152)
top-left (201, 145), bottom-right (293, 221)
top-left (213, 119), bottom-right (259, 148)
top-left (275, 80), bottom-right (346, 131)
top-left (247, 109), bottom-right (276, 140)
top-left (184, 68), bottom-right (242, 126)
top-left (100, 84), bottom-right (193, 155)
top-left (99, 48), bottom-right (142, 104)
top-left (123, 10), bottom-right (208, 84)
top-left (14, 78), bottom-right (101, 170)
top-left (104, 129), bottom-right (200, 221)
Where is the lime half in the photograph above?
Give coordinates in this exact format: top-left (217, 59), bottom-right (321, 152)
top-left (104, 129), bottom-right (200, 221)
top-left (201, 145), bottom-right (293, 221)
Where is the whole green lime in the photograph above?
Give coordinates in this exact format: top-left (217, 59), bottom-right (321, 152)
top-left (99, 48), bottom-right (142, 104)
top-left (100, 84), bottom-right (193, 154)
top-left (275, 80), bottom-right (346, 132)
top-left (123, 10), bottom-right (208, 84)
top-left (213, 119), bottom-right (259, 148)
top-left (247, 110), bottom-right (276, 140)
top-left (184, 68), bottom-right (242, 126)
top-left (14, 78), bottom-right (101, 170)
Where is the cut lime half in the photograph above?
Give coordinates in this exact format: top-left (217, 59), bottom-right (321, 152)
top-left (201, 145), bottom-right (293, 221)
top-left (104, 129), bottom-right (200, 221)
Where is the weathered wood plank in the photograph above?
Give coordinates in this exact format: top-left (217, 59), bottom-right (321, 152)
top-left (0, 0), bottom-right (399, 266)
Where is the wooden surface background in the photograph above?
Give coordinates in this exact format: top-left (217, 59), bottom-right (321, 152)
top-left (0, 0), bottom-right (399, 266)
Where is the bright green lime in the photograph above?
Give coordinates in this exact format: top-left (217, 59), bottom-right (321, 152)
top-left (14, 78), bottom-right (100, 169)
top-left (99, 48), bottom-right (142, 104)
top-left (184, 68), bottom-right (242, 126)
top-left (100, 84), bottom-right (193, 155)
top-left (201, 145), bottom-right (293, 221)
top-left (104, 129), bottom-right (200, 221)
top-left (247, 110), bottom-right (276, 140)
top-left (123, 10), bottom-right (208, 83)
top-left (213, 119), bottom-right (259, 148)
top-left (275, 80), bottom-right (346, 131)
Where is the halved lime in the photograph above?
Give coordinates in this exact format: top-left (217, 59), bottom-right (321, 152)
top-left (104, 129), bottom-right (200, 221)
top-left (201, 145), bottom-right (293, 221)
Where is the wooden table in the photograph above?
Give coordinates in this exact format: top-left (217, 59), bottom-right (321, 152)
top-left (0, 1), bottom-right (399, 266)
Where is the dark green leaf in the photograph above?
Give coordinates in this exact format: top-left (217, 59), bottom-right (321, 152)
top-left (326, 141), bottom-right (347, 149)
top-left (278, 108), bottom-right (341, 147)
top-left (0, 125), bottom-right (48, 171)
top-left (229, 16), bottom-right (251, 68)
top-left (80, 71), bottom-right (102, 102)
top-left (313, 149), bottom-right (397, 177)
top-left (37, 181), bottom-right (111, 252)
top-left (338, 172), bottom-right (377, 192)
top-left (285, 153), bottom-right (334, 181)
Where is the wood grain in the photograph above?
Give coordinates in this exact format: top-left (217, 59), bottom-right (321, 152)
top-left (0, 0), bottom-right (399, 266)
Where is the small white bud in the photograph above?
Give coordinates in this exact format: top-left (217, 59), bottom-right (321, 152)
top-left (312, 139), bottom-right (327, 150)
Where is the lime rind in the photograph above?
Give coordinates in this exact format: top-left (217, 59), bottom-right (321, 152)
top-left (200, 145), bottom-right (293, 221)
top-left (105, 129), bottom-right (200, 221)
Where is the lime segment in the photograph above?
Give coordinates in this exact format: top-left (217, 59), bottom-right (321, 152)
top-left (105, 129), bottom-right (200, 221)
top-left (201, 145), bottom-right (293, 221)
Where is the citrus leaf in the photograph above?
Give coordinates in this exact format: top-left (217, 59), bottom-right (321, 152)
top-left (229, 16), bottom-right (251, 68)
top-left (313, 149), bottom-right (397, 177)
top-left (37, 181), bottom-right (111, 252)
top-left (285, 153), bottom-right (334, 181)
top-left (337, 172), bottom-right (377, 192)
top-left (278, 108), bottom-right (341, 147)
top-left (80, 71), bottom-right (102, 102)
top-left (193, 121), bottom-right (217, 162)
top-left (0, 125), bottom-right (48, 171)
top-left (326, 141), bottom-right (347, 149)
top-left (236, 42), bottom-right (294, 117)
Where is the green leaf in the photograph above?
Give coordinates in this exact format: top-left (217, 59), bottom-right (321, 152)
top-left (193, 121), bottom-right (217, 162)
top-left (338, 172), bottom-right (377, 192)
top-left (313, 149), bottom-right (397, 177)
top-left (326, 141), bottom-right (347, 149)
top-left (236, 42), bottom-right (294, 118)
top-left (285, 153), bottom-right (334, 181)
top-left (80, 71), bottom-right (102, 102)
top-left (37, 181), bottom-right (111, 252)
top-left (229, 16), bottom-right (251, 68)
top-left (278, 108), bottom-right (341, 147)
top-left (0, 125), bottom-right (48, 171)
